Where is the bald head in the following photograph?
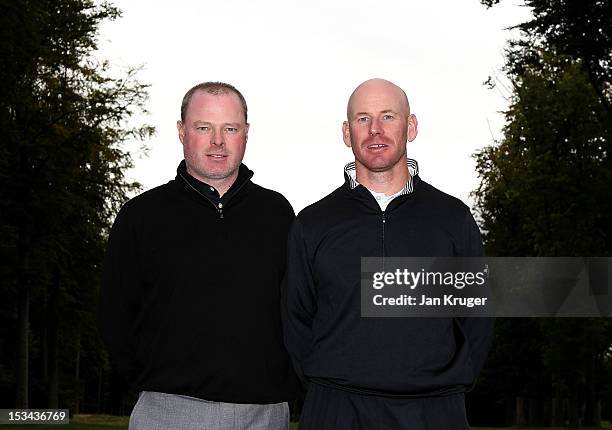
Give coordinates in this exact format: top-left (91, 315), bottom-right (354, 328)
top-left (347, 78), bottom-right (410, 120)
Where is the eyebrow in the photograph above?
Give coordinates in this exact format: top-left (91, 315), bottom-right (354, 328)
top-left (353, 109), bottom-right (397, 117)
top-left (192, 120), bottom-right (242, 127)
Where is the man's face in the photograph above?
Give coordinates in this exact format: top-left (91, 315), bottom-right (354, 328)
top-left (342, 81), bottom-right (417, 173)
top-left (177, 91), bottom-right (249, 184)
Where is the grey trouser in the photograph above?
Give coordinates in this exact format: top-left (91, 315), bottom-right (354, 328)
top-left (129, 391), bottom-right (289, 430)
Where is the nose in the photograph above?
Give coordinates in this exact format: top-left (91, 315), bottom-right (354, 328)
top-left (369, 118), bottom-right (382, 136)
top-left (210, 127), bottom-right (224, 146)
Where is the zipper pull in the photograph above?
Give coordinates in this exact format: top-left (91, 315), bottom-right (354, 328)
top-left (382, 212), bottom-right (386, 223)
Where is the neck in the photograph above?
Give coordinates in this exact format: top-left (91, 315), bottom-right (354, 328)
top-left (187, 168), bottom-right (238, 197)
top-left (355, 159), bottom-right (410, 195)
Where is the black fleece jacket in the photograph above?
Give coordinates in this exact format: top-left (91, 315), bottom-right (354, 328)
top-left (284, 173), bottom-right (494, 397)
top-left (99, 162), bottom-right (297, 404)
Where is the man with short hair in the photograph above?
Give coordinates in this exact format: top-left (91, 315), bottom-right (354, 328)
top-left (284, 78), bottom-right (494, 429)
top-left (99, 82), bottom-right (296, 429)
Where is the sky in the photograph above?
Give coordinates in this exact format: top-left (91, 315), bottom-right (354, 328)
top-left (96, 0), bottom-right (533, 212)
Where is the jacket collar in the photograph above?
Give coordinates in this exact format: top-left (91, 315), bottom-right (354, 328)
top-left (343, 158), bottom-right (419, 196)
top-left (176, 160), bottom-right (254, 203)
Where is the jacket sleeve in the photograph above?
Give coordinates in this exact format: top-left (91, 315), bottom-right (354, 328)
top-left (98, 204), bottom-right (142, 387)
top-left (455, 208), bottom-right (495, 383)
top-left (282, 218), bottom-right (317, 384)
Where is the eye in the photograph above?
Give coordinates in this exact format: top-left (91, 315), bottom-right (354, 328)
top-left (382, 114), bottom-right (394, 120)
top-left (196, 126), bottom-right (209, 131)
top-left (225, 127), bottom-right (238, 133)
top-left (356, 116), bottom-right (369, 123)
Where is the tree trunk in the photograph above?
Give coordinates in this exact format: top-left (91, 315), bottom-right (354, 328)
top-left (515, 396), bottom-right (526, 426)
top-left (42, 283), bottom-right (48, 386)
top-left (542, 396), bottom-right (551, 427)
top-left (528, 397), bottom-right (536, 425)
top-left (583, 353), bottom-right (600, 426)
top-left (551, 389), bottom-right (562, 426)
top-left (570, 371), bottom-right (585, 428)
top-left (47, 266), bottom-right (60, 408)
top-left (15, 225), bottom-right (30, 409)
top-left (16, 283), bottom-right (29, 408)
top-left (97, 368), bottom-right (103, 413)
top-left (568, 392), bottom-right (579, 427)
top-left (73, 326), bottom-right (81, 415)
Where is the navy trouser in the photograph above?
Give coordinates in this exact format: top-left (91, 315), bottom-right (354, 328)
top-left (298, 383), bottom-right (470, 430)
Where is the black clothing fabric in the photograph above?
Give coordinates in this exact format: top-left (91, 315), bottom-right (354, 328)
top-left (284, 173), bottom-right (494, 398)
top-left (99, 161), bottom-right (297, 404)
top-left (298, 383), bottom-right (469, 430)
top-left (179, 160), bottom-right (253, 208)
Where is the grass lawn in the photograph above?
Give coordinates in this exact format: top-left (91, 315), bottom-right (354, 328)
top-left (474, 424), bottom-right (612, 430)
top-left (1, 415), bottom-right (610, 429)
top-left (475, 427), bottom-right (612, 430)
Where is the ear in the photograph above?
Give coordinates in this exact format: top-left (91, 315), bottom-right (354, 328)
top-left (177, 120), bottom-right (185, 145)
top-left (407, 114), bottom-right (418, 142)
top-left (342, 121), bottom-right (352, 148)
top-left (244, 123), bottom-right (250, 143)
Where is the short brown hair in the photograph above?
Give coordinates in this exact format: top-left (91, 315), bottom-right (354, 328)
top-left (180, 81), bottom-right (248, 123)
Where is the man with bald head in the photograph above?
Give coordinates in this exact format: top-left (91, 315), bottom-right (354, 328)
top-left (284, 79), bottom-right (493, 429)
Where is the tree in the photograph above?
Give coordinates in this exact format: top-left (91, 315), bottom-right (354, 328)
top-left (474, 1), bottom-right (612, 426)
top-left (476, 52), bottom-right (610, 257)
top-left (480, 0), bottom-right (611, 111)
top-left (0, 0), bottom-right (153, 409)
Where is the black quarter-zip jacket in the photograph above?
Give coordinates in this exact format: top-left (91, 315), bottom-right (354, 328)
top-left (284, 173), bottom-right (494, 397)
top-left (99, 161), bottom-right (298, 403)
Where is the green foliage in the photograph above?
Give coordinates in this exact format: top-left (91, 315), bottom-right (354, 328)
top-left (474, 52), bottom-right (611, 257)
top-left (0, 0), bottom-right (153, 410)
top-left (482, 0), bottom-right (611, 111)
top-left (474, 0), bottom-right (611, 426)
